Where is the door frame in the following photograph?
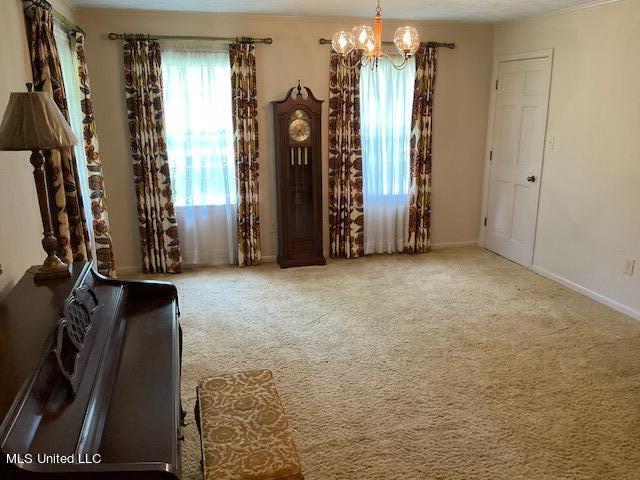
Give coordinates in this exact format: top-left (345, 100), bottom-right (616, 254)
top-left (479, 49), bottom-right (554, 267)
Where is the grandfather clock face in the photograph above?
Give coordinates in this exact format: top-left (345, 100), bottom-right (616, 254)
top-left (288, 109), bottom-right (311, 143)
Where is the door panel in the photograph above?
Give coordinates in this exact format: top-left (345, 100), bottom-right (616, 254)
top-left (486, 56), bottom-right (552, 267)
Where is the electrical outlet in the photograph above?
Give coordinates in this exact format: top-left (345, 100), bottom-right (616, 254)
top-left (623, 259), bottom-right (636, 276)
top-left (546, 135), bottom-right (557, 150)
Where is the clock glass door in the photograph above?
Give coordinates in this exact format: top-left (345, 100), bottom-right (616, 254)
top-left (288, 110), bottom-right (313, 248)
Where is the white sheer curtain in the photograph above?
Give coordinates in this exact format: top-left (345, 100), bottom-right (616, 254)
top-left (161, 43), bottom-right (237, 266)
top-left (54, 23), bottom-right (97, 263)
top-left (360, 56), bottom-right (415, 255)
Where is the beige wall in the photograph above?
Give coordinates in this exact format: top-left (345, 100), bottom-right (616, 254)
top-left (493, 0), bottom-right (640, 316)
top-left (0, 0), bottom-right (77, 297)
top-left (76, 9), bottom-right (494, 269)
top-left (0, 0), bottom-right (40, 297)
top-left (1, 1), bottom-right (636, 317)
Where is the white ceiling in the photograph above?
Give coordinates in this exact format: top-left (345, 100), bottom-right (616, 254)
top-left (65, 0), bottom-right (610, 22)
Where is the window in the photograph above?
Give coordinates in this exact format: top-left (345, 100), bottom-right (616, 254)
top-left (54, 24), bottom-right (97, 262)
top-left (161, 46), bottom-right (236, 207)
top-left (360, 57), bottom-right (415, 198)
top-left (360, 56), bottom-right (416, 254)
top-left (161, 44), bottom-right (238, 266)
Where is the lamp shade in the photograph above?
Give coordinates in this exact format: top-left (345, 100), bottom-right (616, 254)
top-left (0, 91), bottom-right (77, 151)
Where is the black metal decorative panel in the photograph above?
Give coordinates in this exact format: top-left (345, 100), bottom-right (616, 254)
top-left (53, 283), bottom-right (100, 395)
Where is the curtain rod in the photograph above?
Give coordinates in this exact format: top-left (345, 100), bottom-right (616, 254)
top-left (54, 10), bottom-right (85, 35)
top-left (108, 33), bottom-right (273, 44)
top-left (318, 38), bottom-right (455, 49)
top-left (24, 0), bottom-right (85, 34)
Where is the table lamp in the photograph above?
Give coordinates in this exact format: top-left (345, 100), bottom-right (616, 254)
top-left (0, 83), bottom-right (78, 280)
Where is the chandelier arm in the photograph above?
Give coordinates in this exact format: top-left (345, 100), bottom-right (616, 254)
top-left (381, 53), bottom-right (410, 70)
top-left (339, 55), bottom-right (364, 70)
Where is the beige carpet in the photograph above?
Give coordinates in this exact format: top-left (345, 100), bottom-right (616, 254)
top-left (138, 247), bottom-right (640, 479)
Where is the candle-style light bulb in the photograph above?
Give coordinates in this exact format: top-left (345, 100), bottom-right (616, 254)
top-left (352, 25), bottom-right (375, 51)
top-left (403, 30), bottom-right (411, 47)
top-left (331, 31), bottom-right (355, 55)
top-left (394, 26), bottom-right (420, 55)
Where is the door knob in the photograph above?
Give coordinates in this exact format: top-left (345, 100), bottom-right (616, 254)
top-left (527, 175), bottom-right (536, 183)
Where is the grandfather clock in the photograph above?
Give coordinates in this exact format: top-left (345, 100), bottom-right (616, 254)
top-left (272, 84), bottom-right (325, 268)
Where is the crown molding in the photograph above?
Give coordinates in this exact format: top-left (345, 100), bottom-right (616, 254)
top-left (73, 6), bottom-right (495, 28)
top-left (68, 0), bottom-right (626, 28)
top-left (495, 0), bottom-right (625, 27)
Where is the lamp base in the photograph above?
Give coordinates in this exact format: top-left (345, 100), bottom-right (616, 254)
top-left (27, 149), bottom-right (73, 282)
top-left (32, 254), bottom-right (72, 281)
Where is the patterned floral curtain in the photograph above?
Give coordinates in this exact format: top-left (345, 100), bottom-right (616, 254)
top-left (406, 44), bottom-right (438, 254)
top-left (73, 33), bottom-right (116, 276)
top-left (24, 2), bottom-right (91, 263)
top-left (123, 40), bottom-right (183, 273)
top-left (229, 43), bottom-right (261, 267)
top-left (328, 51), bottom-right (364, 259)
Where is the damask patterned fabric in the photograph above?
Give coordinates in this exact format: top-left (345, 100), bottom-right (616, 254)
top-left (24, 3), bottom-right (91, 264)
top-left (197, 370), bottom-right (304, 480)
top-left (123, 40), bottom-right (183, 273)
top-left (328, 51), bottom-right (364, 259)
top-left (229, 43), bottom-right (261, 267)
top-left (406, 44), bottom-right (438, 253)
top-left (73, 33), bottom-right (116, 277)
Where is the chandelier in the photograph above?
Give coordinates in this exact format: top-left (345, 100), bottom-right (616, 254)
top-left (331, 0), bottom-right (420, 70)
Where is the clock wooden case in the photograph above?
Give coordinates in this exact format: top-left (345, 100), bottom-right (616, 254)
top-left (272, 85), bottom-right (326, 268)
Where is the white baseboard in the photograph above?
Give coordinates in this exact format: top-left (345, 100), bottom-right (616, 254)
top-left (119, 245), bottom-right (476, 272)
top-left (117, 256), bottom-right (278, 274)
top-left (115, 265), bottom-right (140, 276)
top-left (531, 265), bottom-right (640, 321)
top-left (431, 240), bottom-right (479, 250)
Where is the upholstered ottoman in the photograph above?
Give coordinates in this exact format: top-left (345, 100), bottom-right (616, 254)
top-left (196, 369), bottom-right (304, 480)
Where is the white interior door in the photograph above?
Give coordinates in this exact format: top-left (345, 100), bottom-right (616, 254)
top-left (485, 55), bottom-right (552, 267)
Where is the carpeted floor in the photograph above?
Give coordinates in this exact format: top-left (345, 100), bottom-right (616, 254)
top-left (138, 247), bottom-right (640, 479)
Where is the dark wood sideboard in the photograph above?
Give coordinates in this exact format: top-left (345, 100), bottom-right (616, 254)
top-left (0, 262), bottom-right (182, 479)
